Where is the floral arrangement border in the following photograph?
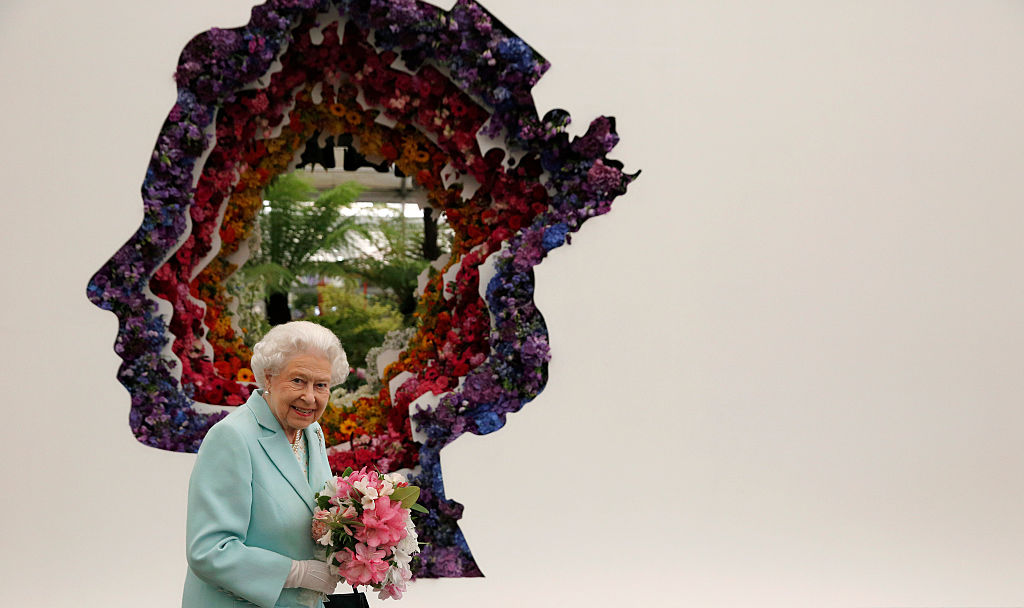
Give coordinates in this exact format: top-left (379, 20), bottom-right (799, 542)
top-left (87, 0), bottom-right (634, 578)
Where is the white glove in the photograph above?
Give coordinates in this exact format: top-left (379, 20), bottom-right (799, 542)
top-left (284, 560), bottom-right (340, 595)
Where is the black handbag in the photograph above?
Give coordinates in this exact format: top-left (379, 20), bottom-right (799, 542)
top-left (325, 590), bottom-right (370, 607)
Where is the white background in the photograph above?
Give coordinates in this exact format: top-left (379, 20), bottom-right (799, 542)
top-left (1, 1), bottom-right (1023, 606)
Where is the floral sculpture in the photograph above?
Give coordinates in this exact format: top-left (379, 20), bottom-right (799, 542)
top-left (87, 0), bottom-right (634, 578)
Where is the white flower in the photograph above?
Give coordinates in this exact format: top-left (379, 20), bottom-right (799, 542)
top-left (396, 520), bottom-right (419, 556)
top-left (382, 565), bottom-right (412, 588)
top-left (320, 477), bottom-right (339, 498)
top-left (396, 536), bottom-right (418, 557)
top-left (384, 471), bottom-right (406, 485)
top-left (391, 547), bottom-right (413, 568)
top-left (379, 479), bottom-right (394, 497)
top-left (317, 529), bottom-right (333, 546)
top-left (397, 565), bottom-right (413, 582)
top-left (352, 480), bottom-right (378, 510)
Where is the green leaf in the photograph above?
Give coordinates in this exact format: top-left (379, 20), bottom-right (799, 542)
top-left (342, 467), bottom-right (354, 477)
top-left (410, 503), bottom-right (428, 513)
top-left (390, 485), bottom-right (421, 509)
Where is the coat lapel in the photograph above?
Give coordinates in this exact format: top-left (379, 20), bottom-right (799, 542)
top-left (247, 391), bottom-right (317, 515)
top-left (305, 423), bottom-right (331, 497)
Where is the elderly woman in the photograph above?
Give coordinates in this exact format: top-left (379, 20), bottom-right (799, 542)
top-left (183, 321), bottom-right (347, 608)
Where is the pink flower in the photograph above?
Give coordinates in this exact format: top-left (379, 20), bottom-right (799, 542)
top-left (336, 543), bottom-right (389, 585)
top-left (344, 468), bottom-right (380, 498)
top-left (312, 507), bottom-right (338, 545)
top-left (376, 564), bottom-right (413, 599)
top-left (332, 476), bottom-right (356, 503)
top-left (377, 583), bottom-right (403, 600)
top-left (311, 518), bottom-right (330, 543)
top-left (357, 496), bottom-right (408, 548)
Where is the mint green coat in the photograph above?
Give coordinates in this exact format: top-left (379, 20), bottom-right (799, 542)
top-left (182, 390), bottom-right (333, 608)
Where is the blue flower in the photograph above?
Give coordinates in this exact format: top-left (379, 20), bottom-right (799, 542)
top-left (542, 222), bottom-right (568, 251)
top-left (472, 411), bottom-right (503, 434)
top-left (497, 37), bottom-right (532, 71)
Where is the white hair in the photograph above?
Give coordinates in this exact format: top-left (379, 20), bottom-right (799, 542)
top-left (250, 321), bottom-right (349, 388)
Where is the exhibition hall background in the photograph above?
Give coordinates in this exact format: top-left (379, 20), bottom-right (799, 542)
top-left (1, 1), bottom-right (1022, 606)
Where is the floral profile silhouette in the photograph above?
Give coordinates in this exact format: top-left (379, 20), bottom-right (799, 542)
top-left (87, 0), bottom-right (635, 577)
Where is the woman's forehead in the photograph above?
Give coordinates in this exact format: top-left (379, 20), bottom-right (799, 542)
top-left (280, 353), bottom-right (332, 377)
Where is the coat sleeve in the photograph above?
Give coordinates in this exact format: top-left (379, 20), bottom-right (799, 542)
top-left (185, 421), bottom-right (293, 608)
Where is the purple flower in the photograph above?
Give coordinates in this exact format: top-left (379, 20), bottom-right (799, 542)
top-left (520, 334), bottom-right (550, 366)
top-left (586, 158), bottom-right (625, 196)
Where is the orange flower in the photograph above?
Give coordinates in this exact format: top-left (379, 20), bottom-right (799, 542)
top-left (236, 368), bottom-right (255, 383)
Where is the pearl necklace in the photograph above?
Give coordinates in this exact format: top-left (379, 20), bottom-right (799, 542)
top-left (291, 428), bottom-right (308, 477)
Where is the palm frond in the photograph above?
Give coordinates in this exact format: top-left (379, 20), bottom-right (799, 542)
top-left (236, 261), bottom-right (296, 293)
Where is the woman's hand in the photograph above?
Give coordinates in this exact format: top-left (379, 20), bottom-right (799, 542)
top-left (284, 560), bottom-right (341, 595)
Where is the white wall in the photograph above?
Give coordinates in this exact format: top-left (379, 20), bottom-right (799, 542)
top-left (2, 1), bottom-right (1023, 606)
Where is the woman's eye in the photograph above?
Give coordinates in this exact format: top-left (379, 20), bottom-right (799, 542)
top-left (291, 378), bottom-right (305, 385)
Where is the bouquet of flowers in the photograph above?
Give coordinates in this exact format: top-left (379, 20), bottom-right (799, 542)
top-left (312, 467), bottom-right (426, 601)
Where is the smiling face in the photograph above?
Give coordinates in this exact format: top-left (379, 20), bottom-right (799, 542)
top-left (263, 352), bottom-right (332, 439)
